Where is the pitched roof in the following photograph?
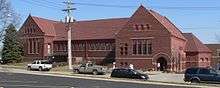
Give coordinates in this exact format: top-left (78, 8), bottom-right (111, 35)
top-left (205, 44), bottom-right (220, 54)
top-left (54, 18), bottom-right (129, 40)
top-left (183, 33), bottom-right (212, 53)
top-left (149, 9), bottom-right (186, 40)
top-left (29, 5), bottom-right (186, 41)
top-left (31, 16), bottom-right (58, 36)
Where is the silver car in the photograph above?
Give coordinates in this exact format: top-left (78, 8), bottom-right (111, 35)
top-left (27, 60), bottom-right (52, 71)
top-left (73, 63), bottom-right (107, 75)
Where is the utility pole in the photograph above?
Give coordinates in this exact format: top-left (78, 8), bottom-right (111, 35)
top-left (62, 0), bottom-right (76, 70)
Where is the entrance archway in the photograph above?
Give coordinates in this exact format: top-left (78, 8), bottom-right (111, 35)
top-left (157, 57), bottom-right (167, 71)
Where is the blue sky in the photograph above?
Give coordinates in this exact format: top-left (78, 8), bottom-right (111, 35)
top-left (11, 0), bottom-right (220, 44)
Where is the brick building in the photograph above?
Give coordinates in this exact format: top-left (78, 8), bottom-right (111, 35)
top-left (18, 5), bottom-right (211, 72)
top-left (205, 44), bottom-right (220, 69)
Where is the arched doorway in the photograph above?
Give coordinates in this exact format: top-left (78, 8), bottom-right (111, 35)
top-left (157, 57), bottom-right (167, 71)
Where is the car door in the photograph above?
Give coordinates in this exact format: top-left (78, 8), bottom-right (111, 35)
top-left (210, 69), bottom-right (220, 82)
top-left (120, 69), bottom-right (128, 78)
top-left (85, 64), bottom-right (93, 73)
top-left (31, 61), bottom-right (37, 69)
top-left (198, 68), bottom-right (215, 82)
top-left (79, 64), bottom-right (86, 73)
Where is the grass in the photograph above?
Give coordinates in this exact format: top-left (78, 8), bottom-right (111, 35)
top-left (51, 65), bottom-right (71, 72)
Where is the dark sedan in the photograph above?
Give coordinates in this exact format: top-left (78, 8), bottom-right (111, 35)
top-left (184, 67), bottom-right (220, 83)
top-left (111, 68), bottom-right (149, 80)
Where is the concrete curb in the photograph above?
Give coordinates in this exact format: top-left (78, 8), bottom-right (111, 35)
top-left (1, 66), bottom-right (220, 88)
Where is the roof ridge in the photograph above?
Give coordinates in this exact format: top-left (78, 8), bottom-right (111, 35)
top-left (77, 17), bottom-right (129, 23)
top-left (31, 16), bottom-right (59, 23)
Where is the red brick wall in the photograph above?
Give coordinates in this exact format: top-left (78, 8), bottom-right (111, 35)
top-left (19, 16), bottom-right (47, 61)
top-left (115, 7), bottom-right (172, 70)
top-left (116, 59), bottom-right (153, 70)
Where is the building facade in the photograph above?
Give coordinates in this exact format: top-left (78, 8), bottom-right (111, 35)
top-left (205, 44), bottom-right (220, 69)
top-left (18, 5), bottom-right (211, 72)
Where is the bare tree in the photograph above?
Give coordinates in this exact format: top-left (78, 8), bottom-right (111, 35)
top-left (0, 0), bottom-right (20, 41)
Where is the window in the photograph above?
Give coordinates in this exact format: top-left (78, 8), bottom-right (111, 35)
top-left (32, 61), bottom-right (36, 64)
top-left (199, 68), bottom-right (210, 74)
top-left (132, 39), bottom-right (152, 55)
top-left (124, 43), bottom-right (128, 55)
top-left (37, 41), bottom-right (40, 53)
top-left (141, 24), bottom-right (144, 30)
top-left (106, 43), bottom-right (111, 50)
top-left (133, 42), bottom-right (137, 54)
top-left (91, 43), bottom-right (95, 50)
top-left (33, 39), bottom-right (36, 53)
top-left (29, 39), bottom-right (32, 54)
top-left (125, 62), bottom-right (128, 66)
top-left (138, 42), bottom-right (142, 54)
top-left (143, 43), bottom-right (147, 54)
top-left (146, 24), bottom-right (150, 29)
top-left (148, 43), bottom-right (152, 54)
top-left (135, 24), bottom-right (139, 30)
top-left (120, 46), bottom-right (124, 55)
top-left (205, 58), bottom-right (208, 61)
top-left (185, 68), bottom-right (198, 74)
top-left (120, 43), bottom-right (128, 55)
top-left (200, 58), bottom-right (204, 61)
top-left (36, 61), bottom-right (40, 64)
top-left (120, 62), bottom-right (124, 66)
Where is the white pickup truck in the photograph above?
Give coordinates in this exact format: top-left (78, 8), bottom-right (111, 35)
top-left (27, 60), bottom-right (52, 71)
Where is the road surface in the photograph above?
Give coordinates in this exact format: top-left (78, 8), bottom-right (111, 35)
top-left (0, 72), bottom-right (197, 88)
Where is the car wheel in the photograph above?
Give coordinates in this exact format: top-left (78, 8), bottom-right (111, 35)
top-left (191, 78), bottom-right (199, 83)
top-left (39, 67), bottom-right (43, 71)
top-left (93, 70), bottom-right (98, 75)
top-left (27, 66), bottom-right (31, 71)
top-left (74, 69), bottom-right (79, 74)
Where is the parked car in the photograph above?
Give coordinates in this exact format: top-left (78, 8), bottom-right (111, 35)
top-left (184, 67), bottom-right (220, 83)
top-left (73, 62), bottom-right (107, 75)
top-left (27, 60), bottom-right (52, 71)
top-left (111, 68), bottom-right (149, 80)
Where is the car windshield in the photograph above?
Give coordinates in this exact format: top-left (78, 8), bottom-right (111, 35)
top-left (130, 69), bottom-right (142, 74)
top-left (41, 61), bottom-right (50, 64)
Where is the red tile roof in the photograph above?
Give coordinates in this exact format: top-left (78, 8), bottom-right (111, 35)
top-left (29, 5), bottom-right (186, 41)
top-left (31, 16), bottom-right (58, 36)
top-left (54, 18), bottom-right (129, 40)
top-left (183, 33), bottom-right (212, 53)
top-left (149, 9), bottom-right (186, 40)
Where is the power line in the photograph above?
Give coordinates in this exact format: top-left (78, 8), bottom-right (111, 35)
top-left (31, 0), bottom-right (63, 9)
top-left (21, 0), bottom-right (61, 10)
top-left (74, 3), bottom-right (136, 8)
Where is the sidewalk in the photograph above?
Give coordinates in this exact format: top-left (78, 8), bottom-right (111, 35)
top-left (1, 65), bottom-right (220, 88)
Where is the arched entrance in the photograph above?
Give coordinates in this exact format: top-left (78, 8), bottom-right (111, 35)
top-left (157, 57), bottom-right (167, 71)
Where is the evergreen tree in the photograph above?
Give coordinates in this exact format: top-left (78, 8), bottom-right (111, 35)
top-left (1, 24), bottom-right (23, 63)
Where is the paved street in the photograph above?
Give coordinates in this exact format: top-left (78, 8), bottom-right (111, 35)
top-left (0, 72), bottom-right (197, 88)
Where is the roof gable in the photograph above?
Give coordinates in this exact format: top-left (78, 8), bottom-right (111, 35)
top-left (18, 15), bottom-right (44, 36)
top-left (149, 10), bottom-right (186, 40)
top-left (125, 5), bottom-right (186, 40)
top-left (30, 16), bottom-right (57, 36)
top-left (183, 33), bottom-right (211, 53)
